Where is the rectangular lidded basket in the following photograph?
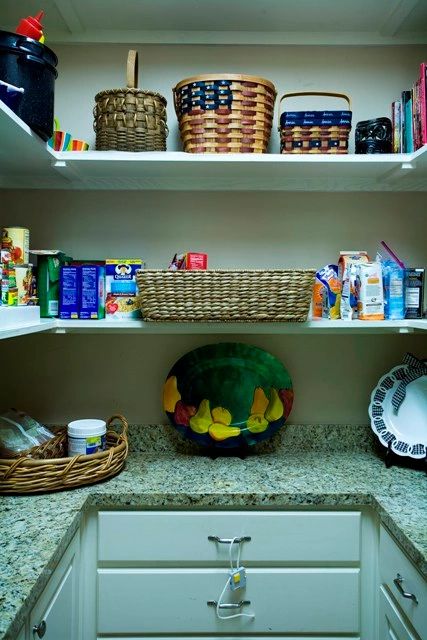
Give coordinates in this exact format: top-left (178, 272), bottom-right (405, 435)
top-left (173, 74), bottom-right (277, 153)
top-left (279, 91), bottom-right (352, 155)
top-left (136, 270), bottom-right (316, 322)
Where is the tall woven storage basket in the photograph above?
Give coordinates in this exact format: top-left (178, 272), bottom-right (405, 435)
top-left (137, 270), bottom-right (316, 322)
top-left (173, 74), bottom-right (276, 153)
top-left (94, 50), bottom-right (168, 151)
top-left (279, 91), bottom-right (352, 154)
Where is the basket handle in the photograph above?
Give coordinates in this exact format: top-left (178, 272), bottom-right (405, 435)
top-left (107, 414), bottom-right (129, 438)
top-left (126, 50), bottom-right (138, 89)
top-left (277, 91), bottom-right (351, 129)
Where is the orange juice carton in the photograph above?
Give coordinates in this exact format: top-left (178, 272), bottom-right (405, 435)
top-left (356, 262), bottom-right (384, 320)
top-left (338, 251), bottom-right (369, 320)
top-left (312, 265), bottom-right (340, 319)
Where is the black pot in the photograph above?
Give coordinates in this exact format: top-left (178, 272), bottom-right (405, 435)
top-left (355, 117), bottom-right (392, 154)
top-left (0, 30), bottom-right (58, 141)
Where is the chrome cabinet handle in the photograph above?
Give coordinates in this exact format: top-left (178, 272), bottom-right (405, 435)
top-left (207, 600), bottom-right (251, 609)
top-left (394, 574), bottom-right (418, 604)
top-left (208, 535), bottom-right (251, 544)
top-left (33, 620), bottom-right (47, 638)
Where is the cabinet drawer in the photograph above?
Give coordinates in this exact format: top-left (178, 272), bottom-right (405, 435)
top-left (380, 526), bottom-right (427, 639)
top-left (98, 510), bottom-right (360, 564)
top-left (379, 586), bottom-right (420, 640)
top-left (98, 567), bottom-right (360, 635)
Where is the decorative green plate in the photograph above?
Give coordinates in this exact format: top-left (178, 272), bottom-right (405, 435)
top-left (163, 343), bottom-right (293, 448)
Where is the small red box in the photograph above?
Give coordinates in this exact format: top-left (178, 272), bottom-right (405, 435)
top-left (185, 252), bottom-right (208, 270)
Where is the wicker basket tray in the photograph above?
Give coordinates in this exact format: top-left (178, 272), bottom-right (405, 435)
top-left (137, 269), bottom-right (315, 322)
top-left (94, 51), bottom-right (168, 151)
top-left (278, 91), bottom-right (352, 154)
top-left (0, 415), bottom-right (128, 494)
top-left (173, 73), bottom-right (276, 153)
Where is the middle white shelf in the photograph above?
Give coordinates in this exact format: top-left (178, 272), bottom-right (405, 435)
top-left (1, 318), bottom-right (426, 340)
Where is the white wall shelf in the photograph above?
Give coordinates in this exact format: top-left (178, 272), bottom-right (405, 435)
top-left (1, 0), bottom-right (426, 45)
top-left (0, 318), bottom-right (56, 341)
top-left (2, 103), bottom-right (427, 191)
top-left (1, 318), bottom-right (426, 340)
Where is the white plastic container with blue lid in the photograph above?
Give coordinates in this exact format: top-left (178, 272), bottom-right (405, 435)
top-left (67, 419), bottom-right (106, 457)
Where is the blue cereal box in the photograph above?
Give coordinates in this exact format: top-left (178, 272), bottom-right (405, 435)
top-left (105, 259), bottom-right (143, 319)
top-left (59, 266), bottom-right (79, 319)
top-left (79, 265), bottom-right (105, 320)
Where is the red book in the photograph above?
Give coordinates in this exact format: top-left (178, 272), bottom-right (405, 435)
top-left (420, 62), bottom-right (427, 146)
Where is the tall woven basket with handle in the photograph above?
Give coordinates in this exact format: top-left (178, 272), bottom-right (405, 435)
top-left (173, 73), bottom-right (276, 153)
top-left (94, 50), bottom-right (168, 151)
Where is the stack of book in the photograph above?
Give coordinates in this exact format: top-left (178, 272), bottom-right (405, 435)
top-left (392, 62), bottom-right (427, 153)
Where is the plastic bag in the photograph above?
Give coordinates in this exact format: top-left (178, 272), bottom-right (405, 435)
top-left (0, 409), bottom-right (54, 456)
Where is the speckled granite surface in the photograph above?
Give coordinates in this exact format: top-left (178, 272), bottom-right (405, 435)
top-left (0, 425), bottom-right (426, 640)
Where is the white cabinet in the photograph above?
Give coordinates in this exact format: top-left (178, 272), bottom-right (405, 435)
top-left (98, 510), bottom-right (361, 564)
top-left (96, 509), bottom-right (363, 638)
top-left (98, 567), bottom-right (359, 635)
top-left (15, 628), bottom-right (26, 640)
top-left (379, 525), bottom-right (427, 639)
top-left (28, 532), bottom-right (80, 640)
top-left (379, 587), bottom-right (420, 640)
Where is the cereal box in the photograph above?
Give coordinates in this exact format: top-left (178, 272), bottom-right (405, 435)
top-left (59, 266), bottom-right (79, 319)
top-left (79, 265), bottom-right (105, 320)
top-left (105, 259), bottom-right (143, 319)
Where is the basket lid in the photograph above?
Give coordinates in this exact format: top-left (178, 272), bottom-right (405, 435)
top-left (173, 73), bottom-right (276, 94)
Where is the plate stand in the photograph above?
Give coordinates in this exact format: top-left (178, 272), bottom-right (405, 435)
top-left (384, 442), bottom-right (427, 474)
top-left (206, 442), bottom-right (250, 460)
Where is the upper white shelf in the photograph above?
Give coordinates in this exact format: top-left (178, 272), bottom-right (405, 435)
top-left (2, 101), bottom-right (427, 191)
top-left (1, 0), bottom-right (427, 45)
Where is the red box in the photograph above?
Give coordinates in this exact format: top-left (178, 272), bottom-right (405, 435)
top-left (185, 252), bottom-right (208, 270)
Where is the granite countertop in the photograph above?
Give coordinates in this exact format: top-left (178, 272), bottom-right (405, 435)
top-left (1, 425), bottom-right (426, 640)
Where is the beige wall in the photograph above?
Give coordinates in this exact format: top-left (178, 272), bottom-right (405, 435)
top-left (52, 43), bottom-right (427, 153)
top-left (1, 43), bottom-right (426, 426)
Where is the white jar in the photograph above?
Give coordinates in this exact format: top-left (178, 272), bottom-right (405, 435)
top-left (67, 419), bottom-right (106, 457)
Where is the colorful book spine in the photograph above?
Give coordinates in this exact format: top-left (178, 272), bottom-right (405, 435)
top-left (402, 90), bottom-right (414, 153)
top-left (392, 100), bottom-right (402, 153)
top-left (420, 62), bottom-right (427, 146)
top-left (412, 79), bottom-right (421, 151)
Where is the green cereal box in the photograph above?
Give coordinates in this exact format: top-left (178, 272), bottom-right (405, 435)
top-left (31, 250), bottom-right (73, 317)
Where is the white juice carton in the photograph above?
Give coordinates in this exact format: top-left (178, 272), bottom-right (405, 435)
top-left (105, 259), bottom-right (143, 319)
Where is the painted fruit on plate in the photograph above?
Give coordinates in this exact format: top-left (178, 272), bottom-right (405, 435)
top-left (163, 343), bottom-right (293, 448)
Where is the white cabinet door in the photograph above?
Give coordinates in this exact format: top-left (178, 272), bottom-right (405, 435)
top-left (379, 587), bottom-right (419, 640)
top-left (98, 567), bottom-right (360, 635)
top-left (379, 526), bottom-right (427, 639)
top-left (29, 532), bottom-right (79, 640)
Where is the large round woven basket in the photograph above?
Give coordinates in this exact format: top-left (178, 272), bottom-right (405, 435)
top-left (173, 73), bottom-right (276, 153)
top-left (94, 51), bottom-right (168, 151)
top-left (0, 415), bottom-right (128, 494)
top-left (137, 269), bottom-right (316, 322)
